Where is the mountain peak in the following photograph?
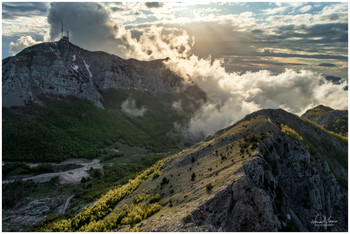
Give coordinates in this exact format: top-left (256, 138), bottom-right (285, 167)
top-left (2, 40), bottom-right (206, 108)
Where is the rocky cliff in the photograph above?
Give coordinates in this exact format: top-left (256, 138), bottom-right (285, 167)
top-left (2, 39), bottom-right (205, 108)
top-left (40, 108), bottom-right (348, 232)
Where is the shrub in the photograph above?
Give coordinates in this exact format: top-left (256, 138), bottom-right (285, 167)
top-left (191, 172), bottom-right (196, 181)
top-left (160, 177), bottom-right (169, 186)
top-left (149, 193), bottom-right (160, 203)
top-left (152, 172), bottom-right (160, 180)
top-left (206, 183), bottom-right (213, 192)
top-left (281, 124), bottom-right (303, 142)
top-left (134, 193), bottom-right (147, 204)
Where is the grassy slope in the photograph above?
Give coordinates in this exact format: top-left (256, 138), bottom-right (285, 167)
top-left (301, 105), bottom-right (348, 137)
top-left (2, 88), bottom-right (198, 162)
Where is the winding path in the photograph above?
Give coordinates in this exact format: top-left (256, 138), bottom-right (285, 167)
top-left (61, 195), bottom-right (75, 214)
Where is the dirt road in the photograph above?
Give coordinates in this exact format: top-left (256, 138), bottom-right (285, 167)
top-left (3, 159), bottom-right (103, 184)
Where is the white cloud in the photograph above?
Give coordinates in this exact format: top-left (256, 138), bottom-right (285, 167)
top-left (299, 5), bottom-right (312, 13)
top-left (9, 36), bottom-right (42, 55)
top-left (2, 16), bottom-right (49, 37)
top-left (163, 49), bottom-right (347, 138)
top-left (121, 98), bottom-right (147, 117)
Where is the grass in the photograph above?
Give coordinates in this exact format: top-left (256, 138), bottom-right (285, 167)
top-left (300, 117), bottom-right (347, 142)
top-left (3, 88), bottom-right (201, 163)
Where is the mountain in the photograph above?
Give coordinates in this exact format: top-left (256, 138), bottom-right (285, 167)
top-left (2, 40), bottom-right (206, 162)
top-left (301, 105), bottom-right (348, 137)
top-left (39, 108), bottom-right (348, 232)
top-left (2, 39), bottom-right (205, 109)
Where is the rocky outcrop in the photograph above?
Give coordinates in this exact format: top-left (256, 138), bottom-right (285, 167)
top-left (2, 40), bottom-right (206, 108)
top-left (184, 131), bottom-right (347, 231)
top-left (135, 109), bottom-right (347, 232)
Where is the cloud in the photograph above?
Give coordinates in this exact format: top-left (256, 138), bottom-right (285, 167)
top-left (118, 25), bottom-right (194, 60)
top-left (162, 49), bottom-right (347, 139)
top-left (145, 2), bottom-right (164, 8)
top-left (172, 100), bottom-right (183, 112)
top-left (2, 2), bottom-right (48, 19)
top-left (121, 98), bottom-right (147, 117)
top-left (9, 36), bottom-right (42, 55)
top-left (47, 2), bottom-right (125, 56)
top-left (299, 5), bottom-right (312, 13)
top-left (319, 63), bottom-right (336, 67)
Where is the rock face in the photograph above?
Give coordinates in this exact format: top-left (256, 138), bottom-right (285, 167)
top-left (301, 105), bottom-right (348, 137)
top-left (2, 39), bottom-right (205, 108)
top-left (133, 109), bottom-right (347, 232)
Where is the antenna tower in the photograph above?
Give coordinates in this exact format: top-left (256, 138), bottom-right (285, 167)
top-left (61, 22), bottom-right (64, 38)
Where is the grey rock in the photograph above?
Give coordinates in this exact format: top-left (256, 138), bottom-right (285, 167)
top-left (2, 40), bottom-right (206, 108)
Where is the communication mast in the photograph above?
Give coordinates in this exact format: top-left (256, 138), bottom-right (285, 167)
top-left (61, 22), bottom-right (69, 42)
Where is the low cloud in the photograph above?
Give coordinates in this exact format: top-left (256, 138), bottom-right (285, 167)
top-left (172, 100), bottom-right (183, 112)
top-left (145, 2), bottom-right (164, 8)
top-left (9, 35), bottom-right (42, 55)
top-left (121, 98), bottom-right (147, 117)
top-left (319, 63), bottom-right (336, 67)
top-left (166, 54), bottom-right (348, 138)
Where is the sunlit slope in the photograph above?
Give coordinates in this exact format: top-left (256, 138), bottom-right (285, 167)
top-left (38, 108), bottom-right (348, 232)
top-left (301, 105), bottom-right (348, 137)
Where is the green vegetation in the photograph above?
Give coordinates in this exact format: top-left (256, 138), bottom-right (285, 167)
top-left (300, 117), bottom-right (347, 142)
top-left (302, 105), bottom-right (348, 137)
top-left (281, 124), bottom-right (303, 142)
top-left (3, 162), bottom-right (81, 178)
top-left (37, 158), bottom-right (167, 232)
top-left (3, 179), bottom-right (57, 209)
top-left (3, 88), bottom-right (199, 162)
top-left (206, 183), bottom-right (213, 192)
top-left (239, 133), bottom-right (266, 154)
top-left (149, 193), bottom-right (161, 204)
top-left (73, 153), bottom-right (167, 203)
top-left (191, 172), bottom-right (196, 181)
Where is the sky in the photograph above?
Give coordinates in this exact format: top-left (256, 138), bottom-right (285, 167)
top-left (2, 1), bottom-right (349, 137)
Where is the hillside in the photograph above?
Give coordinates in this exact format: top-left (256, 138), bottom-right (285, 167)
top-left (301, 105), bottom-right (348, 137)
top-left (37, 108), bottom-right (348, 232)
top-left (2, 39), bottom-right (207, 163)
